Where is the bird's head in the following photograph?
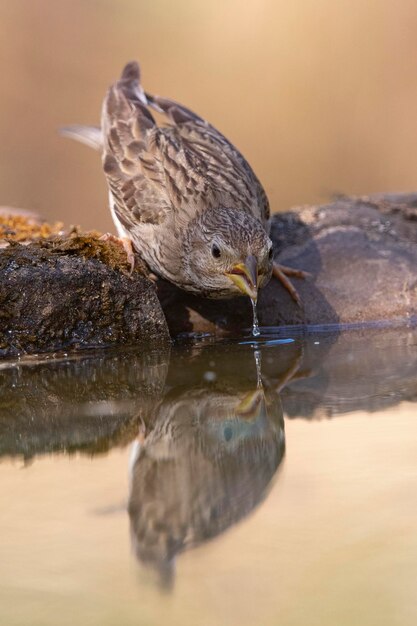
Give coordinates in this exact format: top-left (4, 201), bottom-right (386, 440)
top-left (183, 208), bottom-right (273, 299)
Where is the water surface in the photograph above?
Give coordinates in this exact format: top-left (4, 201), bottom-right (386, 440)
top-left (0, 328), bottom-right (416, 626)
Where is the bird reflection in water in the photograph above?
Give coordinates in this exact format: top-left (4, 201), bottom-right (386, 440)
top-left (128, 348), bottom-right (285, 588)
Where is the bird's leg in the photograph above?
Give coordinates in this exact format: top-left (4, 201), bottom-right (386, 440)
top-left (272, 262), bottom-right (310, 306)
top-left (274, 353), bottom-right (303, 393)
top-left (99, 233), bottom-right (135, 274)
top-left (262, 349), bottom-right (312, 393)
top-left (147, 271), bottom-right (159, 282)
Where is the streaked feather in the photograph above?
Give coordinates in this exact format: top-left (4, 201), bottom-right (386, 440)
top-left (60, 125), bottom-right (103, 150)
top-left (63, 60), bottom-right (274, 297)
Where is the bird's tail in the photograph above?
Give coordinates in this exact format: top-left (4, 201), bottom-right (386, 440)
top-left (120, 60), bottom-right (141, 83)
top-left (60, 125), bottom-right (103, 150)
top-left (117, 60), bottom-right (149, 107)
top-left (61, 62), bottom-right (146, 150)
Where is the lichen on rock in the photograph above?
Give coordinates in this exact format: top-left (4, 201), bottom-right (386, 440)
top-left (0, 215), bottom-right (169, 357)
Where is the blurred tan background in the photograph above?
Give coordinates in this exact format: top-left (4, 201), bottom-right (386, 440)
top-left (1, 0), bottom-right (417, 232)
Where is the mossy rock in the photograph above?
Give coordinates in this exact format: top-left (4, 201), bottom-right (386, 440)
top-left (0, 233), bottom-right (169, 357)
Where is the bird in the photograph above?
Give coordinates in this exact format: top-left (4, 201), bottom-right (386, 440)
top-left (63, 61), bottom-right (306, 303)
top-left (128, 374), bottom-right (285, 587)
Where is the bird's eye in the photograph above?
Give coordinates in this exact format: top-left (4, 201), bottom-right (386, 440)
top-left (211, 243), bottom-right (221, 259)
top-left (268, 247), bottom-right (273, 260)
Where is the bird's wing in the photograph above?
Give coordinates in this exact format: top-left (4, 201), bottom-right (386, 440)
top-left (146, 92), bottom-right (271, 225)
top-left (102, 62), bottom-right (270, 231)
top-left (101, 63), bottom-right (173, 227)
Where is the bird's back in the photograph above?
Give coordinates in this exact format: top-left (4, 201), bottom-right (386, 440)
top-left (101, 61), bottom-right (271, 242)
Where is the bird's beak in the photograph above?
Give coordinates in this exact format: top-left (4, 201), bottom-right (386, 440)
top-left (235, 388), bottom-right (267, 421)
top-left (225, 255), bottom-right (258, 300)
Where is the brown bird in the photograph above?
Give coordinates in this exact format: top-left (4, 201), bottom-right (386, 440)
top-left (128, 376), bottom-right (285, 587)
top-left (64, 61), bottom-right (305, 303)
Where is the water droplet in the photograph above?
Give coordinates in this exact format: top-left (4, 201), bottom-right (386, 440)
top-left (251, 299), bottom-right (260, 337)
top-left (203, 370), bottom-right (217, 382)
top-left (254, 349), bottom-right (262, 388)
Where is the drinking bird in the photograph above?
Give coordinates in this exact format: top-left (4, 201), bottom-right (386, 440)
top-left (64, 61), bottom-right (305, 304)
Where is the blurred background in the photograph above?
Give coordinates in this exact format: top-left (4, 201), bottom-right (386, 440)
top-left (1, 0), bottom-right (417, 232)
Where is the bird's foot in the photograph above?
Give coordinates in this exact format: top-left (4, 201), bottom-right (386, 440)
top-left (272, 262), bottom-right (310, 306)
top-left (264, 351), bottom-right (312, 393)
top-left (99, 233), bottom-right (135, 274)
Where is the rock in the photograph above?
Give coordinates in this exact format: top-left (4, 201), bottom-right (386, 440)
top-left (2, 193), bottom-right (417, 354)
top-left (0, 348), bottom-right (169, 458)
top-left (0, 234), bottom-right (169, 357)
top-left (280, 325), bottom-right (417, 419)
top-left (0, 206), bottom-right (63, 245)
top-left (159, 193), bottom-right (417, 334)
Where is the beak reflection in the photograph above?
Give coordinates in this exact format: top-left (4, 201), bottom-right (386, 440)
top-left (235, 388), bottom-right (267, 421)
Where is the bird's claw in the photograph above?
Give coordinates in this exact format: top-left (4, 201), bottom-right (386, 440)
top-left (272, 262), bottom-right (308, 306)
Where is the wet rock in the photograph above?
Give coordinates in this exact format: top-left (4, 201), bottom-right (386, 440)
top-left (2, 193), bottom-right (417, 353)
top-left (0, 348), bottom-right (170, 458)
top-left (159, 193), bottom-right (417, 334)
top-left (0, 234), bottom-right (169, 357)
top-left (280, 326), bottom-right (417, 419)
